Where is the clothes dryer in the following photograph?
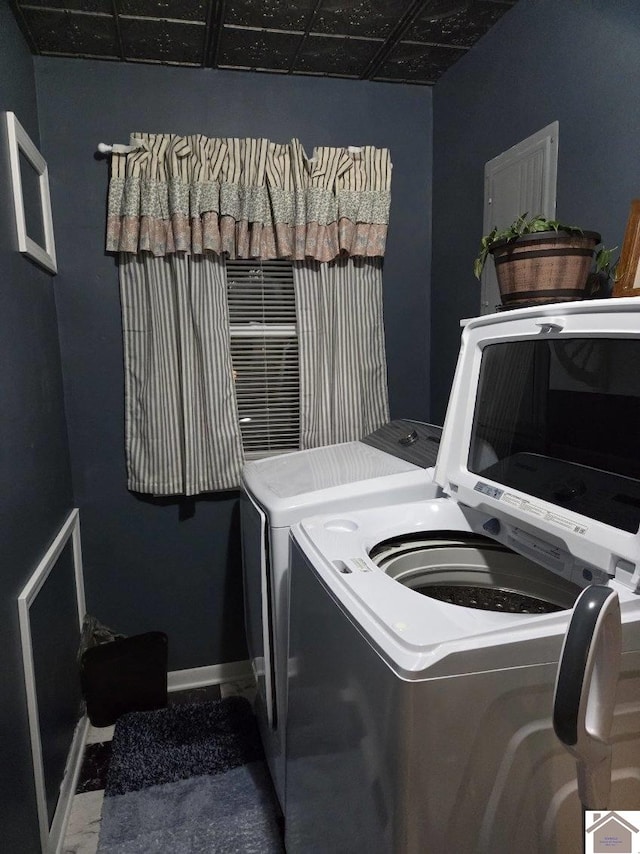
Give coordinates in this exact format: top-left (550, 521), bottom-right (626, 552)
top-left (286, 299), bottom-right (640, 853)
top-left (240, 419), bottom-right (443, 809)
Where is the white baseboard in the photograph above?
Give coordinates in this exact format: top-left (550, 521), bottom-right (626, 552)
top-left (167, 660), bottom-right (253, 693)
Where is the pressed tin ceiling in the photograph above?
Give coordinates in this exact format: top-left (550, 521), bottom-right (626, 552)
top-left (10, 0), bottom-right (517, 85)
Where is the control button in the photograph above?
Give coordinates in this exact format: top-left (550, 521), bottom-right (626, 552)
top-left (399, 430), bottom-right (418, 446)
top-left (483, 518), bottom-right (501, 536)
top-left (552, 477), bottom-right (586, 504)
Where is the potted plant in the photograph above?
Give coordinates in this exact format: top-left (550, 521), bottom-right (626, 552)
top-left (587, 244), bottom-right (619, 299)
top-left (474, 214), bottom-right (612, 308)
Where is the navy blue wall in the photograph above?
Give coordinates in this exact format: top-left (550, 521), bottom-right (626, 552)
top-left (8, 0), bottom-right (640, 846)
top-left (0, 2), bottom-right (75, 849)
top-left (431, 0), bottom-right (640, 421)
top-left (34, 58), bottom-right (433, 671)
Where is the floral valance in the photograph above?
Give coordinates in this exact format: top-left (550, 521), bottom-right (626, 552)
top-left (106, 134), bottom-right (392, 262)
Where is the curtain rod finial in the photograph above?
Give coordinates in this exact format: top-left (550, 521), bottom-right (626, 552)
top-left (98, 140), bottom-right (144, 155)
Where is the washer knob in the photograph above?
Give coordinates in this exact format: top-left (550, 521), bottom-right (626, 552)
top-left (399, 429), bottom-right (418, 446)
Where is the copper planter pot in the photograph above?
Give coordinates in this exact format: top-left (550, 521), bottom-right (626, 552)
top-left (490, 230), bottom-right (601, 308)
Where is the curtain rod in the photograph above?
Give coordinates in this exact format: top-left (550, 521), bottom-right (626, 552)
top-left (98, 140), bottom-right (364, 155)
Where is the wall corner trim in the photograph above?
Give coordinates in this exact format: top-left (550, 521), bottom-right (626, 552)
top-left (52, 716), bottom-right (89, 854)
top-left (18, 508), bottom-right (85, 853)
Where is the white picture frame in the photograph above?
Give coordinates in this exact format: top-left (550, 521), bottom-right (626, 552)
top-left (5, 111), bottom-right (57, 274)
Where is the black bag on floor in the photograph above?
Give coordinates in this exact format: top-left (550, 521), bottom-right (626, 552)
top-left (80, 631), bottom-right (168, 727)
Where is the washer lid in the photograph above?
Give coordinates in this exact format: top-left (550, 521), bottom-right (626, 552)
top-left (435, 299), bottom-right (640, 587)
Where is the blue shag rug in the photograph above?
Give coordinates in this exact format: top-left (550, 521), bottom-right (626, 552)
top-left (97, 696), bottom-right (284, 853)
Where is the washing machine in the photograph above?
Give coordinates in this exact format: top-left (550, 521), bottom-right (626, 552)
top-left (286, 298), bottom-right (640, 853)
top-left (240, 418), bottom-right (443, 810)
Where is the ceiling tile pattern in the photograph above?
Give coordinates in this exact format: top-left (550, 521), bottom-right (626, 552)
top-left (11, 0), bottom-right (517, 84)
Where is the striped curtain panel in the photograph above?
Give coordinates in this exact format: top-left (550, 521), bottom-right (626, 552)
top-left (294, 257), bottom-right (390, 448)
top-left (120, 253), bottom-right (243, 494)
top-left (107, 133), bottom-right (393, 493)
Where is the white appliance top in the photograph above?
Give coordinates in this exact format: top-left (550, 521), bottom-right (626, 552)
top-left (243, 419), bottom-right (442, 502)
top-left (293, 497), bottom-right (640, 680)
top-left (242, 421), bottom-right (443, 525)
top-left (244, 440), bottom-right (419, 500)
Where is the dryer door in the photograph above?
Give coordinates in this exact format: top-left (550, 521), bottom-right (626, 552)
top-left (240, 491), bottom-right (276, 727)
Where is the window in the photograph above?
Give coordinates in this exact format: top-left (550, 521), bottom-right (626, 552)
top-left (226, 259), bottom-right (300, 458)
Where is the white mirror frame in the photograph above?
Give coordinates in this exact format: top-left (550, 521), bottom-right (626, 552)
top-left (18, 509), bottom-right (86, 852)
top-left (5, 111), bottom-right (57, 274)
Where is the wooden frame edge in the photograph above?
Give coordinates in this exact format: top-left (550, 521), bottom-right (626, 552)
top-left (613, 199), bottom-right (640, 297)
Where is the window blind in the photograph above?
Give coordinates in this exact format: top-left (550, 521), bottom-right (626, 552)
top-left (227, 260), bottom-right (299, 457)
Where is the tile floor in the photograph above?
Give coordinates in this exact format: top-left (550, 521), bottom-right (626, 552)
top-left (62, 678), bottom-right (257, 854)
